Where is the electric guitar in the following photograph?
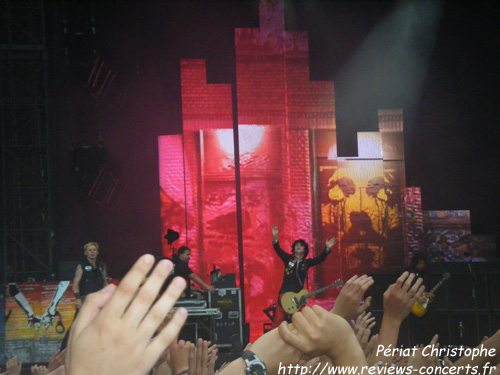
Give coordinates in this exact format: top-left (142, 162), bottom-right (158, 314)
top-left (411, 272), bottom-right (450, 317)
top-left (281, 280), bottom-right (344, 314)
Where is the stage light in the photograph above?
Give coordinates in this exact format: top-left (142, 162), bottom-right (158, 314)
top-left (164, 229), bottom-right (179, 245)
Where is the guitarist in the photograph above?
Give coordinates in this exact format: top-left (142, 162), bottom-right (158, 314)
top-left (270, 225), bottom-right (336, 329)
top-left (408, 252), bottom-right (435, 302)
top-left (408, 251), bottom-right (436, 345)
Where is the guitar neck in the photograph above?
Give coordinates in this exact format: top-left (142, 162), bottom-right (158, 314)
top-left (304, 281), bottom-right (342, 299)
top-left (429, 277), bottom-right (448, 294)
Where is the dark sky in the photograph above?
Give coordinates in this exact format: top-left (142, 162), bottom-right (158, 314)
top-left (50, 0), bottom-right (499, 270)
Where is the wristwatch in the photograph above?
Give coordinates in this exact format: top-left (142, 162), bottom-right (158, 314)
top-left (241, 350), bottom-right (267, 375)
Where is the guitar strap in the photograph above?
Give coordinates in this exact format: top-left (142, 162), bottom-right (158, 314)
top-left (305, 264), bottom-right (309, 290)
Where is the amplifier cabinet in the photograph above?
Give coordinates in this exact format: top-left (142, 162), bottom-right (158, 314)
top-left (208, 288), bottom-right (243, 350)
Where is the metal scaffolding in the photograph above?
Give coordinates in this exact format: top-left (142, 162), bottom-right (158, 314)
top-left (1, 0), bottom-right (52, 282)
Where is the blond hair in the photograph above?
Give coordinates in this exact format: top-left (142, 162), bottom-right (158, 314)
top-left (83, 242), bottom-right (99, 251)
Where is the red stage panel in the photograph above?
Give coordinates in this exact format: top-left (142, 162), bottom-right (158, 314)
top-left (159, 2), bottom-right (415, 343)
top-left (159, 135), bottom-right (188, 257)
top-left (200, 130), bottom-right (239, 279)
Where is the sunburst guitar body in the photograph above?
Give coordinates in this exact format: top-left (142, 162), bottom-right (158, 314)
top-left (411, 272), bottom-right (450, 317)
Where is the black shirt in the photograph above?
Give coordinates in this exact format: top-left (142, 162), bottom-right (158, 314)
top-left (173, 260), bottom-right (194, 297)
top-left (78, 259), bottom-right (106, 297)
top-left (273, 240), bottom-right (331, 295)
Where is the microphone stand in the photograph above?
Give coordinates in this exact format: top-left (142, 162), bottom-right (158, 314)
top-left (467, 253), bottom-right (480, 344)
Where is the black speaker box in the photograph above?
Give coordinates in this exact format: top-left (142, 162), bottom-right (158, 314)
top-left (490, 273), bottom-right (500, 311)
top-left (447, 273), bottom-right (488, 310)
top-left (448, 312), bottom-right (492, 348)
top-left (214, 274), bottom-right (236, 288)
top-left (209, 288), bottom-right (243, 350)
top-left (492, 312), bottom-right (500, 332)
top-left (178, 319), bottom-right (213, 343)
top-left (58, 261), bottom-right (80, 280)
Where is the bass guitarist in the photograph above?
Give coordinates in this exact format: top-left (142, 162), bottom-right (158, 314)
top-left (270, 225), bottom-right (336, 328)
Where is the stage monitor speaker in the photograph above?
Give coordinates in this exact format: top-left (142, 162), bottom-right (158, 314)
top-left (370, 310), bottom-right (412, 348)
top-left (449, 312), bottom-right (491, 348)
top-left (209, 288), bottom-right (243, 350)
top-left (407, 312), bottom-right (450, 347)
top-left (373, 310), bottom-right (410, 348)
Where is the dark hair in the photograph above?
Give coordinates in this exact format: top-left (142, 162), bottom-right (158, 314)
top-left (291, 239), bottom-right (309, 258)
top-left (411, 251), bottom-right (428, 267)
top-left (178, 246), bottom-right (191, 255)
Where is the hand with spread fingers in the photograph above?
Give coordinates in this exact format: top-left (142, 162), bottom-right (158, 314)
top-left (331, 275), bottom-right (374, 320)
top-left (352, 310), bottom-right (376, 360)
top-left (383, 272), bottom-right (424, 323)
top-left (279, 305), bottom-right (367, 367)
top-left (352, 311), bottom-right (376, 334)
top-left (371, 272), bottom-right (424, 366)
top-left (65, 254), bottom-right (188, 375)
top-left (325, 237), bottom-right (336, 249)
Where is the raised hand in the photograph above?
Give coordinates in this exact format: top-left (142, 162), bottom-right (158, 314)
top-left (47, 349), bottom-right (66, 372)
top-left (169, 339), bottom-right (191, 375)
top-left (188, 339), bottom-right (209, 375)
top-left (65, 255), bottom-right (188, 375)
top-left (331, 275), bottom-right (374, 320)
top-left (272, 225), bottom-right (279, 239)
top-left (352, 311), bottom-right (376, 334)
top-left (355, 326), bottom-right (371, 357)
top-left (279, 305), bottom-right (366, 366)
top-left (370, 272), bottom-right (424, 366)
top-left (383, 272), bottom-right (424, 323)
top-left (6, 356), bottom-right (22, 375)
top-left (238, 327), bottom-right (302, 374)
top-left (326, 237), bottom-right (336, 249)
top-left (207, 344), bottom-right (218, 375)
top-left (30, 365), bottom-right (48, 375)
top-left (364, 334), bottom-right (378, 363)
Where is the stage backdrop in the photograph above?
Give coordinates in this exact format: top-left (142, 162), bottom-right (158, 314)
top-left (423, 210), bottom-right (496, 262)
top-left (158, 1), bottom-right (415, 341)
top-left (4, 282), bottom-right (75, 363)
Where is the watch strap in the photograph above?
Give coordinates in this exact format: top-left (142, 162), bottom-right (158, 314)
top-left (241, 350), bottom-right (267, 375)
